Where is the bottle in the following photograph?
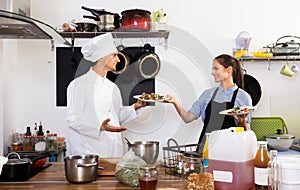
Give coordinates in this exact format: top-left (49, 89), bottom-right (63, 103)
top-left (24, 126), bottom-right (31, 136)
top-left (202, 133), bottom-right (210, 171)
top-left (254, 141), bottom-right (270, 189)
top-left (268, 150), bottom-right (281, 190)
top-left (37, 122), bottom-right (44, 136)
top-left (139, 164), bottom-right (158, 190)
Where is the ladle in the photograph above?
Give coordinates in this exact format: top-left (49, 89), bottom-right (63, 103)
top-left (124, 137), bottom-right (133, 147)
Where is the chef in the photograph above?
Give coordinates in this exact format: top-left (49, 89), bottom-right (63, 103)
top-left (66, 33), bottom-right (148, 157)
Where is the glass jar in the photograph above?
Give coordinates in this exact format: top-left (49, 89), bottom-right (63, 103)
top-left (46, 133), bottom-right (57, 151)
top-left (11, 142), bottom-right (22, 151)
top-left (254, 141), bottom-right (270, 189)
top-left (138, 164), bottom-right (158, 190)
top-left (35, 135), bottom-right (46, 151)
top-left (23, 135), bottom-right (34, 151)
top-left (182, 151), bottom-right (203, 176)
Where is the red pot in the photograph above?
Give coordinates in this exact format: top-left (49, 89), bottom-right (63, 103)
top-left (121, 9), bottom-right (151, 31)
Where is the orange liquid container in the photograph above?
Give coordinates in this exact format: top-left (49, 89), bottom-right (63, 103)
top-left (254, 141), bottom-right (270, 189)
top-left (208, 128), bottom-right (257, 190)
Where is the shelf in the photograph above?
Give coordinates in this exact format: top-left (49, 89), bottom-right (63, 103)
top-left (239, 56), bottom-right (300, 62)
top-left (59, 31), bottom-right (170, 39)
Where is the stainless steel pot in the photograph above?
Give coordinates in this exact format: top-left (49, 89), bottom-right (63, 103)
top-left (1, 152), bottom-right (31, 180)
top-left (82, 6), bottom-right (120, 32)
top-left (64, 154), bottom-right (99, 184)
top-left (125, 137), bottom-right (159, 164)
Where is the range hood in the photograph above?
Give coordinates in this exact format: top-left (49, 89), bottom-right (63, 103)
top-left (0, 9), bottom-right (70, 46)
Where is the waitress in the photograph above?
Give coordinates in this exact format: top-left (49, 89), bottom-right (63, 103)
top-left (66, 33), bottom-right (148, 157)
top-left (165, 54), bottom-right (252, 145)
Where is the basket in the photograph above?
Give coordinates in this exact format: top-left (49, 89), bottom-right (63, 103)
top-left (162, 138), bottom-right (203, 175)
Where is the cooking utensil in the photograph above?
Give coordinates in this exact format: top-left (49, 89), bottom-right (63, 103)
top-left (265, 129), bottom-right (295, 151)
top-left (74, 22), bottom-right (97, 32)
top-left (113, 45), bottom-right (130, 74)
top-left (81, 6), bottom-right (120, 32)
top-left (121, 9), bottom-right (151, 31)
top-left (126, 139), bottom-right (159, 164)
top-left (243, 73), bottom-right (262, 106)
top-left (1, 152), bottom-right (31, 180)
top-left (64, 154), bottom-right (99, 184)
top-left (137, 44), bottom-right (160, 79)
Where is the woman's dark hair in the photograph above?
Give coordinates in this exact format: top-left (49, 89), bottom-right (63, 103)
top-left (214, 54), bottom-right (244, 89)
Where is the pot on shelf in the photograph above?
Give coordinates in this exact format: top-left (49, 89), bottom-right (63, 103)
top-left (82, 6), bottom-right (120, 32)
top-left (121, 9), bottom-right (151, 31)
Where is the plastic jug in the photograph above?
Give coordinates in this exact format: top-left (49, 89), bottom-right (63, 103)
top-left (208, 128), bottom-right (257, 190)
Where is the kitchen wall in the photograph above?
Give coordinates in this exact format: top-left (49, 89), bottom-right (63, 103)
top-left (1, 0), bottom-right (300, 156)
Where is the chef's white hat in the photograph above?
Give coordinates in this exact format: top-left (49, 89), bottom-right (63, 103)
top-left (81, 33), bottom-right (117, 62)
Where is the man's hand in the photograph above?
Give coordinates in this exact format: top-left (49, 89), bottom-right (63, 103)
top-left (101, 118), bottom-right (127, 132)
top-left (134, 99), bottom-right (149, 110)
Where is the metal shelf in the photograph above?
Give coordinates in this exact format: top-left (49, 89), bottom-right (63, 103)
top-left (239, 56), bottom-right (300, 62)
top-left (59, 31), bottom-right (170, 39)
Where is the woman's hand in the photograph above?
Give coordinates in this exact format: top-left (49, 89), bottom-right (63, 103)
top-left (163, 95), bottom-right (176, 104)
top-left (134, 99), bottom-right (149, 110)
top-left (101, 118), bottom-right (127, 132)
top-left (232, 114), bottom-right (249, 131)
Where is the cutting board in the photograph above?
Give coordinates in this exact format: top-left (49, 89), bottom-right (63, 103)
top-left (97, 158), bottom-right (120, 176)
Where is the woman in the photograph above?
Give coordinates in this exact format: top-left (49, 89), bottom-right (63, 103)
top-left (67, 33), bottom-right (148, 157)
top-left (165, 54), bottom-right (252, 144)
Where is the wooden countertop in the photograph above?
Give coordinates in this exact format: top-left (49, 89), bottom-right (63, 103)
top-left (0, 159), bottom-right (184, 190)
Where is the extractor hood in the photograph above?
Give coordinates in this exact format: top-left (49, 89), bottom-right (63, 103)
top-left (0, 9), bottom-right (70, 46)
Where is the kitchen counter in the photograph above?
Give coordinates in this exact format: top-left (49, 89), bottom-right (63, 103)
top-left (0, 159), bottom-right (184, 190)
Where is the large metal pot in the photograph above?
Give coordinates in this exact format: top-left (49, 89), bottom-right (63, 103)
top-left (64, 154), bottom-right (99, 184)
top-left (125, 137), bottom-right (159, 164)
top-left (121, 9), bottom-right (151, 31)
top-left (265, 129), bottom-right (295, 151)
top-left (82, 6), bottom-right (120, 32)
top-left (1, 152), bottom-right (31, 180)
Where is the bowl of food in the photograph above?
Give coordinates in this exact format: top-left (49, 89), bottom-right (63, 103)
top-left (265, 129), bottom-right (295, 151)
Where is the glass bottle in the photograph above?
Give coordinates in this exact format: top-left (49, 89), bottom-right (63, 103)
top-left (24, 126), bottom-right (31, 136)
top-left (37, 122), bottom-right (44, 136)
top-left (268, 150), bottom-right (281, 190)
top-left (46, 133), bottom-right (58, 151)
top-left (23, 135), bottom-right (34, 151)
top-left (254, 141), bottom-right (270, 189)
top-left (202, 133), bottom-right (210, 171)
top-left (35, 135), bottom-right (46, 151)
top-left (139, 164), bottom-right (158, 190)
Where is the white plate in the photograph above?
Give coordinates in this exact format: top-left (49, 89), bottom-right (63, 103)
top-left (219, 106), bottom-right (257, 115)
top-left (133, 94), bottom-right (165, 102)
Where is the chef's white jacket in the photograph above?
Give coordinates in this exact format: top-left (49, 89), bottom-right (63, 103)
top-left (67, 68), bottom-right (140, 157)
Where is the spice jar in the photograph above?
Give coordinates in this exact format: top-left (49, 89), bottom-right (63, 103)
top-left (139, 164), bottom-right (158, 190)
top-left (35, 135), bottom-right (46, 151)
top-left (11, 142), bottom-right (22, 151)
top-left (23, 135), bottom-right (34, 151)
top-left (46, 133), bottom-right (57, 151)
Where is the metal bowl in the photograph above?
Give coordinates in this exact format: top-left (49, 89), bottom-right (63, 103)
top-left (265, 131), bottom-right (295, 151)
top-left (128, 141), bottom-right (159, 164)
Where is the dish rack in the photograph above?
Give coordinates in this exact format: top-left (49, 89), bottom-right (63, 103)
top-left (162, 138), bottom-right (203, 175)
